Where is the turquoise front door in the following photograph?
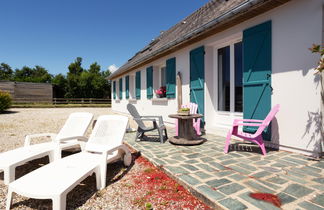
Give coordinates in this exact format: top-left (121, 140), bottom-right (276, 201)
top-left (243, 21), bottom-right (272, 140)
top-left (190, 46), bottom-right (205, 127)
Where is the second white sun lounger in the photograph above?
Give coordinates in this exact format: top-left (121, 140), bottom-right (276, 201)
top-left (6, 115), bottom-right (132, 210)
top-left (0, 112), bottom-right (93, 185)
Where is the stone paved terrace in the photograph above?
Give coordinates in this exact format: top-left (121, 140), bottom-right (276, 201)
top-left (124, 129), bottom-right (324, 210)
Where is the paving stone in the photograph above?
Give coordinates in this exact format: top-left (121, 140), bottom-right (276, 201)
top-left (283, 184), bottom-right (314, 198)
top-left (280, 174), bottom-right (307, 185)
top-left (208, 162), bottom-right (227, 170)
top-left (313, 178), bottom-right (324, 184)
top-left (218, 155), bottom-right (234, 161)
top-left (255, 180), bottom-right (280, 190)
top-left (298, 201), bottom-right (323, 210)
top-left (151, 158), bottom-right (166, 166)
top-left (245, 181), bottom-right (275, 194)
top-left (193, 171), bottom-right (212, 179)
top-left (197, 163), bottom-right (217, 172)
top-left (266, 176), bottom-right (287, 185)
top-left (186, 153), bottom-right (201, 158)
top-left (184, 159), bottom-right (199, 164)
top-left (219, 198), bottom-right (247, 210)
top-left (220, 159), bottom-right (238, 165)
top-left (292, 167), bottom-right (321, 178)
top-left (237, 163), bottom-right (258, 171)
top-left (178, 174), bottom-right (201, 186)
top-left (277, 159), bottom-right (299, 166)
top-left (218, 183), bottom-right (245, 195)
top-left (229, 173), bottom-right (246, 181)
top-left (311, 185), bottom-right (324, 191)
top-left (180, 164), bottom-right (199, 172)
top-left (228, 153), bottom-right (244, 158)
top-left (213, 170), bottom-right (235, 177)
top-left (287, 170), bottom-right (305, 178)
top-left (248, 156), bottom-right (262, 162)
top-left (260, 166), bottom-right (281, 173)
top-left (251, 171), bottom-right (271, 178)
top-left (169, 155), bottom-right (187, 161)
top-left (271, 162), bottom-right (289, 168)
top-left (164, 166), bottom-right (189, 174)
top-left (197, 185), bottom-right (225, 201)
top-left (206, 178), bottom-right (232, 188)
top-left (277, 192), bottom-right (296, 204)
top-left (229, 165), bottom-right (251, 175)
top-left (200, 157), bottom-right (215, 162)
top-left (282, 157), bottom-right (308, 165)
top-left (254, 160), bottom-right (271, 165)
top-left (312, 161), bottom-right (324, 169)
top-left (312, 194), bottom-right (324, 207)
top-left (239, 191), bottom-right (281, 210)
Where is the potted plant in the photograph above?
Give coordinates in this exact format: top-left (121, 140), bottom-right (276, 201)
top-left (178, 107), bottom-right (190, 116)
top-left (155, 86), bottom-right (166, 98)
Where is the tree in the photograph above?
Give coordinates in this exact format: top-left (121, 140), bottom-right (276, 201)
top-left (52, 74), bottom-right (67, 98)
top-left (0, 63), bottom-right (13, 81)
top-left (66, 57), bottom-right (84, 98)
top-left (13, 66), bottom-right (52, 83)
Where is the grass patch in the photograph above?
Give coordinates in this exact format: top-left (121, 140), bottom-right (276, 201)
top-left (11, 103), bottom-right (111, 108)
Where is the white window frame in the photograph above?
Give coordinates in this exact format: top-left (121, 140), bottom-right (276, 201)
top-left (213, 35), bottom-right (243, 115)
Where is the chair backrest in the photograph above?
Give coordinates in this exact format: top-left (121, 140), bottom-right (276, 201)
top-left (85, 115), bottom-right (128, 153)
top-left (255, 104), bottom-right (280, 135)
top-left (127, 103), bottom-right (146, 129)
top-left (182, 103), bottom-right (198, 115)
top-left (55, 112), bottom-right (94, 142)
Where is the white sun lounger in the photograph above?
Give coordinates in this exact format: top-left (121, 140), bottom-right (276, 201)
top-left (0, 112), bottom-right (93, 185)
top-left (6, 115), bottom-right (132, 210)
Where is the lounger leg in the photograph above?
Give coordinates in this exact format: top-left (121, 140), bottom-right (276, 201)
top-left (49, 151), bottom-right (55, 163)
top-left (100, 161), bottom-right (107, 190)
top-left (164, 128), bottom-right (168, 139)
top-left (134, 130), bottom-right (140, 142)
top-left (123, 152), bottom-right (132, 167)
top-left (95, 167), bottom-right (102, 190)
top-left (6, 187), bottom-right (13, 210)
top-left (4, 167), bottom-right (15, 185)
top-left (52, 194), bottom-right (66, 210)
top-left (224, 130), bottom-right (232, 154)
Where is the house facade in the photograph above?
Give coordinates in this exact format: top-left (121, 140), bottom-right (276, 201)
top-left (109, 0), bottom-right (323, 157)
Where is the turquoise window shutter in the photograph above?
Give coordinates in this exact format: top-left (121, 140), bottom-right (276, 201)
top-left (119, 78), bottom-right (123, 99)
top-left (113, 81), bottom-right (116, 99)
top-left (243, 21), bottom-right (272, 140)
top-left (125, 75), bottom-right (129, 99)
top-left (136, 71), bottom-right (141, 99)
top-left (146, 66), bottom-right (153, 99)
top-left (166, 57), bottom-right (176, 98)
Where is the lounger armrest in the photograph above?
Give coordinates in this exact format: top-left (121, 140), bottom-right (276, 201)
top-left (104, 144), bottom-right (130, 156)
top-left (58, 136), bottom-right (88, 142)
top-left (24, 133), bottom-right (57, 147)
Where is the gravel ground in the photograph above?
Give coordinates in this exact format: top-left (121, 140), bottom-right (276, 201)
top-left (0, 108), bottom-right (209, 210)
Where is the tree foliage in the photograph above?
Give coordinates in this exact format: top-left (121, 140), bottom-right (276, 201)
top-left (0, 57), bottom-right (111, 98)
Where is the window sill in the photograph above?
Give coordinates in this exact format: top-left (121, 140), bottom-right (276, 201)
top-left (151, 98), bottom-right (168, 102)
top-left (128, 99), bottom-right (137, 104)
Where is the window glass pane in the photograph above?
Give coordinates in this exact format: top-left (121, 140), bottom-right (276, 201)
top-left (161, 67), bottom-right (166, 87)
top-left (235, 42), bottom-right (243, 112)
top-left (218, 46), bottom-right (230, 111)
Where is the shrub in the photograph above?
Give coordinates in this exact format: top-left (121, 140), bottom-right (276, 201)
top-left (0, 91), bottom-right (12, 112)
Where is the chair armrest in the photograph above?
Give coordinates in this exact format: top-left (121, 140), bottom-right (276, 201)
top-left (234, 119), bottom-right (263, 123)
top-left (234, 122), bottom-right (263, 127)
top-left (58, 136), bottom-right (88, 142)
top-left (141, 116), bottom-right (164, 126)
top-left (24, 133), bottom-right (57, 147)
top-left (134, 117), bottom-right (156, 122)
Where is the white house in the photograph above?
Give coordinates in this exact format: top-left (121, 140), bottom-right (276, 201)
top-left (108, 0), bottom-right (323, 157)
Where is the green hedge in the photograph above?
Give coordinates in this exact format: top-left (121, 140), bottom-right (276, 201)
top-left (0, 91), bottom-right (12, 112)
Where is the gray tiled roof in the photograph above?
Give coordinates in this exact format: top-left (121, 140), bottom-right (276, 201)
top-left (108, 0), bottom-right (288, 79)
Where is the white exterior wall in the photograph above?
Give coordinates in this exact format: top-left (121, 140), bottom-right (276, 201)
top-left (112, 0), bottom-right (323, 156)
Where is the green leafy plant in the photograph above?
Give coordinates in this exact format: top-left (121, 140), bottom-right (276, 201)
top-left (0, 91), bottom-right (12, 112)
top-left (145, 202), bottom-right (153, 210)
top-left (309, 44), bottom-right (324, 73)
top-left (180, 107), bottom-right (190, 112)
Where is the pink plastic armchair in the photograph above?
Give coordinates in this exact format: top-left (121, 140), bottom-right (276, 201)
top-left (175, 103), bottom-right (201, 136)
top-left (224, 104), bottom-right (280, 156)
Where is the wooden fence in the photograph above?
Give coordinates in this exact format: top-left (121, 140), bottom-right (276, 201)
top-left (52, 98), bottom-right (111, 105)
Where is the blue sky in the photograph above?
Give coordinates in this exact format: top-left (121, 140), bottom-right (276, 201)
top-left (0, 0), bottom-right (209, 75)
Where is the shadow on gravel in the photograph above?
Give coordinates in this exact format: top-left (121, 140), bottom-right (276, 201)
top-left (9, 151), bottom-right (141, 210)
top-left (1, 110), bottom-right (19, 115)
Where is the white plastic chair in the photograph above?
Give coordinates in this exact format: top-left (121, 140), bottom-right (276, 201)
top-left (6, 115), bottom-right (132, 210)
top-left (0, 112), bottom-right (93, 185)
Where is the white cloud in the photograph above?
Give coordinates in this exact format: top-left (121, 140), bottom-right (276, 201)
top-left (108, 64), bottom-right (119, 73)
